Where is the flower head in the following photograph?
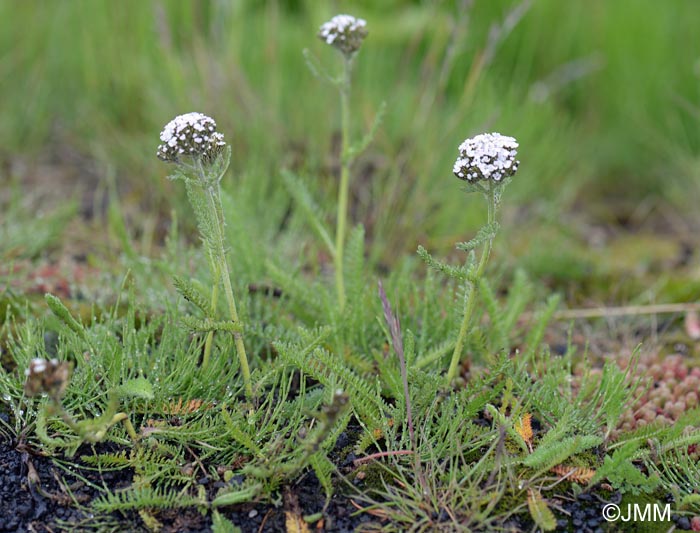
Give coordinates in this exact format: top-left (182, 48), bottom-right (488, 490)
top-left (318, 14), bottom-right (368, 56)
top-left (24, 358), bottom-right (71, 399)
top-left (157, 112), bottom-right (227, 164)
top-left (453, 133), bottom-right (520, 183)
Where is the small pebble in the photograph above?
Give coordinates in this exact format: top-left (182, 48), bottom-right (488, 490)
top-left (677, 516), bottom-right (691, 530)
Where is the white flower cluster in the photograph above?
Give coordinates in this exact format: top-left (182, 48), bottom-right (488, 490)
top-left (453, 133), bottom-right (520, 182)
top-left (157, 112), bottom-right (226, 163)
top-left (318, 14), bottom-right (368, 56)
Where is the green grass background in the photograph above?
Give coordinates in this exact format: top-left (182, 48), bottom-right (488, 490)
top-left (2, 0), bottom-right (699, 262)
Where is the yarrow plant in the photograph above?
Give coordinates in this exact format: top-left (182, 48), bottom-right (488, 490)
top-left (157, 113), bottom-right (253, 401)
top-left (301, 14), bottom-right (374, 312)
top-left (419, 132), bottom-right (520, 384)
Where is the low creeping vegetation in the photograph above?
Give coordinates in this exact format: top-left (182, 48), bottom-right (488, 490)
top-left (1, 11), bottom-right (700, 533)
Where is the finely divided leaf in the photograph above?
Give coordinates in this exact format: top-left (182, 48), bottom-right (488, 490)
top-left (455, 222), bottom-right (500, 252)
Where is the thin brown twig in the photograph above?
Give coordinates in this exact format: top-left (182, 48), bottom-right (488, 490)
top-left (349, 499), bottom-right (391, 519)
top-left (257, 508), bottom-right (273, 533)
top-left (184, 444), bottom-right (207, 478)
top-left (353, 450), bottom-right (414, 467)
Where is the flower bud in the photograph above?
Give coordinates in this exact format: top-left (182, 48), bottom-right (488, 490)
top-left (453, 132), bottom-right (520, 183)
top-left (24, 358), bottom-right (71, 399)
top-left (318, 14), bottom-right (368, 57)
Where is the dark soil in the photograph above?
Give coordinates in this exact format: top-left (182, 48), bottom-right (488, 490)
top-left (0, 431), bottom-right (371, 533)
top-left (0, 436), bottom-right (133, 532)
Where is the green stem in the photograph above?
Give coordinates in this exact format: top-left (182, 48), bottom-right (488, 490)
top-left (111, 412), bottom-right (139, 442)
top-left (50, 399), bottom-right (80, 434)
top-left (201, 264), bottom-right (220, 370)
top-left (446, 185), bottom-right (497, 384)
top-left (334, 56), bottom-right (353, 312)
top-left (206, 185), bottom-right (254, 401)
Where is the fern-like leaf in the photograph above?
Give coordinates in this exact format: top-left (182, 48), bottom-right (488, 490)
top-left (220, 406), bottom-right (263, 457)
top-left (184, 181), bottom-right (220, 262)
top-left (211, 484), bottom-right (261, 507)
top-left (527, 489), bottom-right (556, 531)
top-left (591, 441), bottom-right (661, 495)
top-left (455, 222), bottom-right (500, 252)
top-left (551, 465), bottom-right (596, 485)
top-left (81, 451), bottom-right (131, 468)
top-left (45, 293), bottom-right (89, 343)
top-left (180, 316), bottom-right (242, 334)
top-left (523, 435), bottom-right (602, 471)
top-left (92, 487), bottom-right (200, 512)
top-left (515, 413), bottom-right (533, 451)
top-left (173, 275), bottom-right (211, 315)
top-left (417, 245), bottom-right (466, 280)
top-left (212, 510), bottom-right (242, 533)
top-left (275, 341), bottom-right (389, 430)
top-left (309, 452), bottom-right (335, 502)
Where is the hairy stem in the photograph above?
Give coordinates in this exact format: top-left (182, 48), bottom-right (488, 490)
top-left (446, 185), bottom-right (497, 384)
top-left (334, 56), bottom-right (353, 312)
top-left (205, 184), bottom-right (254, 401)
